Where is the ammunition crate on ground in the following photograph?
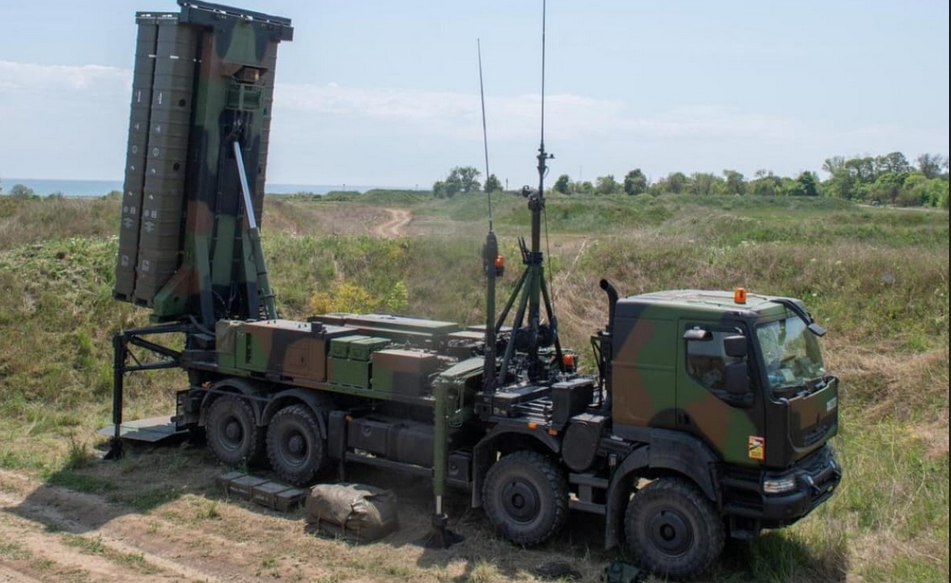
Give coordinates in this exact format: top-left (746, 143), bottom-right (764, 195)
top-left (217, 472), bottom-right (305, 512)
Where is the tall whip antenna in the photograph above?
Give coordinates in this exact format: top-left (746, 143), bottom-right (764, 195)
top-left (539, 0), bottom-right (547, 155)
top-left (534, 0), bottom-right (552, 217)
top-left (479, 38), bottom-right (500, 394)
top-left (539, 0), bottom-right (556, 304)
top-left (478, 38), bottom-right (493, 230)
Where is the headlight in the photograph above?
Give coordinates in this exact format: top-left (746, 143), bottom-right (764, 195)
top-left (763, 475), bottom-right (797, 494)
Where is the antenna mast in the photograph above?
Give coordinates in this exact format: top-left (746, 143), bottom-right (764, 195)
top-left (479, 39), bottom-right (500, 392)
top-left (478, 38), bottom-right (493, 231)
top-left (494, 0), bottom-right (563, 385)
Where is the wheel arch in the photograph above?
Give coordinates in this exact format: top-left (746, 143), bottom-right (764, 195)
top-left (261, 388), bottom-right (334, 439)
top-left (471, 425), bottom-right (562, 508)
top-left (604, 431), bottom-right (721, 549)
top-left (199, 378), bottom-right (265, 427)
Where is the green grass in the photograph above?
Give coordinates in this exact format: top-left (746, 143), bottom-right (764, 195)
top-left (0, 193), bottom-right (947, 582)
top-left (61, 533), bottom-right (107, 554)
top-left (0, 540), bottom-right (33, 561)
top-left (126, 485), bottom-right (186, 512)
top-left (45, 470), bottom-right (117, 494)
top-left (61, 533), bottom-right (162, 574)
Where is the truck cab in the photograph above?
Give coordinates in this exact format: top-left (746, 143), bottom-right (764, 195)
top-left (604, 288), bottom-right (841, 566)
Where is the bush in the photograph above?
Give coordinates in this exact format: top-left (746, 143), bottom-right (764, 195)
top-left (8, 184), bottom-right (38, 199)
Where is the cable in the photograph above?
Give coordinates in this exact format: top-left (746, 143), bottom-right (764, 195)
top-left (544, 206), bottom-right (555, 306)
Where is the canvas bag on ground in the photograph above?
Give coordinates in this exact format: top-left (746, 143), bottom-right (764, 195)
top-left (305, 483), bottom-right (399, 542)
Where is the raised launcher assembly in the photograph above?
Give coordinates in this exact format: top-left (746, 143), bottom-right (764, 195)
top-left (113, 1), bottom-right (292, 327)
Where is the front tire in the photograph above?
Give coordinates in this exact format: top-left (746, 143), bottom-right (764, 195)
top-left (624, 477), bottom-right (724, 579)
top-left (266, 404), bottom-right (326, 486)
top-left (206, 395), bottom-right (263, 466)
top-left (482, 451), bottom-right (568, 546)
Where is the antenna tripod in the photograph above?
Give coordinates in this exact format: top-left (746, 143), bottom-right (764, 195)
top-left (492, 0), bottom-right (563, 384)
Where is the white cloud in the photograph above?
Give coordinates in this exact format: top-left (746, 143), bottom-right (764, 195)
top-left (273, 81), bottom-right (808, 145)
top-left (0, 59), bottom-right (807, 147)
top-left (4, 59), bottom-right (941, 183)
top-left (0, 60), bottom-right (130, 94)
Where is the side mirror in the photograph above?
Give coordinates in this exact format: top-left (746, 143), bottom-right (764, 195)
top-left (723, 335), bottom-right (747, 358)
top-left (724, 361), bottom-right (749, 395)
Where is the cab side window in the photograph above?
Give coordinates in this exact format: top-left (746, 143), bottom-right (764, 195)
top-left (686, 328), bottom-right (747, 392)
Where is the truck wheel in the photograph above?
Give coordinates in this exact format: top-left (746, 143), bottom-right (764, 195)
top-left (206, 395), bottom-right (263, 466)
top-left (482, 451), bottom-right (568, 546)
top-left (624, 477), bottom-right (724, 579)
top-left (266, 405), bottom-right (326, 486)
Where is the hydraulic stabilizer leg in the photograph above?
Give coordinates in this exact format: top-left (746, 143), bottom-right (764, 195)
top-left (104, 332), bottom-right (127, 460)
top-left (425, 379), bottom-right (463, 548)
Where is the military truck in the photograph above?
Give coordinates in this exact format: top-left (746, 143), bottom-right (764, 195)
top-left (108, 2), bottom-right (841, 578)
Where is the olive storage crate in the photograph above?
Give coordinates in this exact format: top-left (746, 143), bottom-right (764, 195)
top-left (328, 357), bottom-right (370, 388)
top-left (329, 335), bottom-right (370, 359)
top-left (348, 337), bottom-right (391, 361)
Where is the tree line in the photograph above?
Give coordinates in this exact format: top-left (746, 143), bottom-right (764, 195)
top-left (433, 152), bottom-right (949, 209)
top-left (432, 167), bottom-right (501, 198)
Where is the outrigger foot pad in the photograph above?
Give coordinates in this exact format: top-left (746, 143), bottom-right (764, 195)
top-left (103, 438), bottom-right (124, 461)
top-left (423, 513), bottom-right (463, 549)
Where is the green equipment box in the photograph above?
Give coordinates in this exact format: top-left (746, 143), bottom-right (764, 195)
top-left (329, 335), bottom-right (370, 359)
top-left (328, 357), bottom-right (370, 388)
top-left (371, 349), bottom-right (440, 397)
top-left (349, 337), bottom-right (391, 361)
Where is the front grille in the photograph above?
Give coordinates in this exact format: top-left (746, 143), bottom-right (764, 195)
top-left (801, 421), bottom-right (832, 446)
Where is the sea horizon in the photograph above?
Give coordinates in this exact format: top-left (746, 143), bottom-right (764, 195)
top-left (0, 178), bottom-right (412, 197)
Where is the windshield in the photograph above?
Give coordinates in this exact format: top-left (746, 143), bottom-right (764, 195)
top-left (756, 316), bottom-right (825, 395)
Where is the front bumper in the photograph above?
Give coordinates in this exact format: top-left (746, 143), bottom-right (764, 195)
top-left (723, 445), bottom-right (842, 529)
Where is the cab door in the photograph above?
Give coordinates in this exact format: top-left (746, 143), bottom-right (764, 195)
top-left (676, 320), bottom-right (766, 466)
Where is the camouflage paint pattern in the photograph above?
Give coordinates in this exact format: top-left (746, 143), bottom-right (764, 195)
top-left (114, 1), bottom-right (292, 327)
top-left (371, 349), bottom-right (441, 397)
top-left (216, 319), bottom-right (355, 384)
top-left (214, 317), bottom-right (479, 410)
top-left (610, 290), bottom-right (838, 469)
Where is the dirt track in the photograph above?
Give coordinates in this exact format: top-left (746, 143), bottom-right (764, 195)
top-left (372, 208), bottom-right (411, 237)
top-left (0, 463), bottom-right (609, 583)
top-left (0, 468), bottom-right (252, 582)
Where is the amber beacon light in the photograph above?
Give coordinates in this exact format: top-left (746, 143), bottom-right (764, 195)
top-left (734, 287), bottom-right (748, 304)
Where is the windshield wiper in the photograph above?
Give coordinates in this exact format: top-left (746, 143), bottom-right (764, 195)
top-left (773, 298), bottom-right (826, 336)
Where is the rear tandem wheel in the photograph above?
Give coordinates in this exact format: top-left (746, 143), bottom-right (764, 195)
top-left (205, 395), bottom-right (264, 466)
top-left (266, 404), bottom-right (327, 486)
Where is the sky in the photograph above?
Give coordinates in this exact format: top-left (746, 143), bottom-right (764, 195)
top-left (0, 0), bottom-right (948, 188)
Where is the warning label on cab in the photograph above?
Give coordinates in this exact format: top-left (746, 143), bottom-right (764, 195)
top-left (748, 435), bottom-right (765, 460)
